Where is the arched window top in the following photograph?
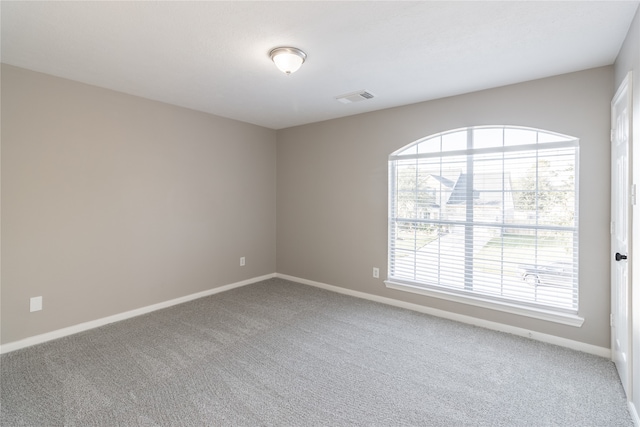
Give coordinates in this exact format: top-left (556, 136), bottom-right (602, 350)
top-left (391, 126), bottom-right (578, 159)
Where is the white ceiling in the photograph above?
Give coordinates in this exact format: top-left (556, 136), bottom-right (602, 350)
top-left (2, 1), bottom-right (638, 130)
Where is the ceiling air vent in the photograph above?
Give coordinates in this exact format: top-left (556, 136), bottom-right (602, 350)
top-left (335, 90), bottom-right (375, 104)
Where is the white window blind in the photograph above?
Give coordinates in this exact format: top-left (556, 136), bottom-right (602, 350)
top-left (388, 126), bottom-right (579, 313)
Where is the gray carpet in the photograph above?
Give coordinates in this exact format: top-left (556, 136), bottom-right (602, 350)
top-left (0, 278), bottom-right (632, 426)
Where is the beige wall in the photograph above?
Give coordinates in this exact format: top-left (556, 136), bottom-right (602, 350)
top-left (614, 5), bottom-right (640, 417)
top-left (0, 63), bottom-right (618, 350)
top-left (277, 67), bottom-right (613, 348)
top-left (1, 64), bottom-right (277, 344)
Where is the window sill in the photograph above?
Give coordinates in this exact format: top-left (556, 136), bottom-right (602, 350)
top-left (384, 280), bottom-right (584, 327)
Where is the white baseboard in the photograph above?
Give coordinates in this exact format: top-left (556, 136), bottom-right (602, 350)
top-left (276, 273), bottom-right (611, 359)
top-left (0, 273), bottom-right (276, 355)
top-left (1, 272), bottom-right (611, 359)
top-left (630, 401), bottom-right (640, 427)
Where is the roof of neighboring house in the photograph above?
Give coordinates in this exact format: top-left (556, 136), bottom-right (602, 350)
top-left (427, 171), bottom-right (513, 207)
top-left (429, 175), bottom-right (456, 188)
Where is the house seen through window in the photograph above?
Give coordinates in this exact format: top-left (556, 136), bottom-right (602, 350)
top-left (387, 126), bottom-right (579, 315)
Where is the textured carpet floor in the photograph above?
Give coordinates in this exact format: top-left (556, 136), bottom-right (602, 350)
top-left (0, 278), bottom-right (633, 426)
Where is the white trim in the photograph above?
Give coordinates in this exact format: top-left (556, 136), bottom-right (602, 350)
top-left (384, 280), bottom-right (585, 327)
top-left (277, 273), bottom-right (608, 358)
top-left (0, 273), bottom-right (276, 355)
top-left (630, 401), bottom-right (639, 427)
top-left (0, 272), bottom-right (608, 359)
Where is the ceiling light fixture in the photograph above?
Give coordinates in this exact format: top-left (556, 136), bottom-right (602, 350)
top-left (270, 47), bottom-right (307, 75)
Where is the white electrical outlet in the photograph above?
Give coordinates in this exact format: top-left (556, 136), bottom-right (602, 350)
top-left (373, 267), bottom-right (380, 279)
top-left (240, 257), bottom-right (246, 266)
top-left (30, 296), bottom-right (43, 312)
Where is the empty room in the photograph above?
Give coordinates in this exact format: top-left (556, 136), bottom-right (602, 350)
top-left (2, 1), bottom-right (640, 425)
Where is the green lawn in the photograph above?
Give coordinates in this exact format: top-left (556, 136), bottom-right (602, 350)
top-left (475, 233), bottom-right (571, 276)
top-left (393, 230), bottom-right (572, 274)
top-left (394, 227), bottom-right (439, 252)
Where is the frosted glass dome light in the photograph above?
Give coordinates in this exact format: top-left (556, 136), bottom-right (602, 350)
top-left (270, 47), bottom-right (307, 75)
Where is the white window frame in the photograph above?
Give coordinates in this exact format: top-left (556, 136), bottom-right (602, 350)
top-left (386, 126), bottom-right (583, 327)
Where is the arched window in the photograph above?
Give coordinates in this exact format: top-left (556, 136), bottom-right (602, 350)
top-left (387, 126), bottom-right (579, 320)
